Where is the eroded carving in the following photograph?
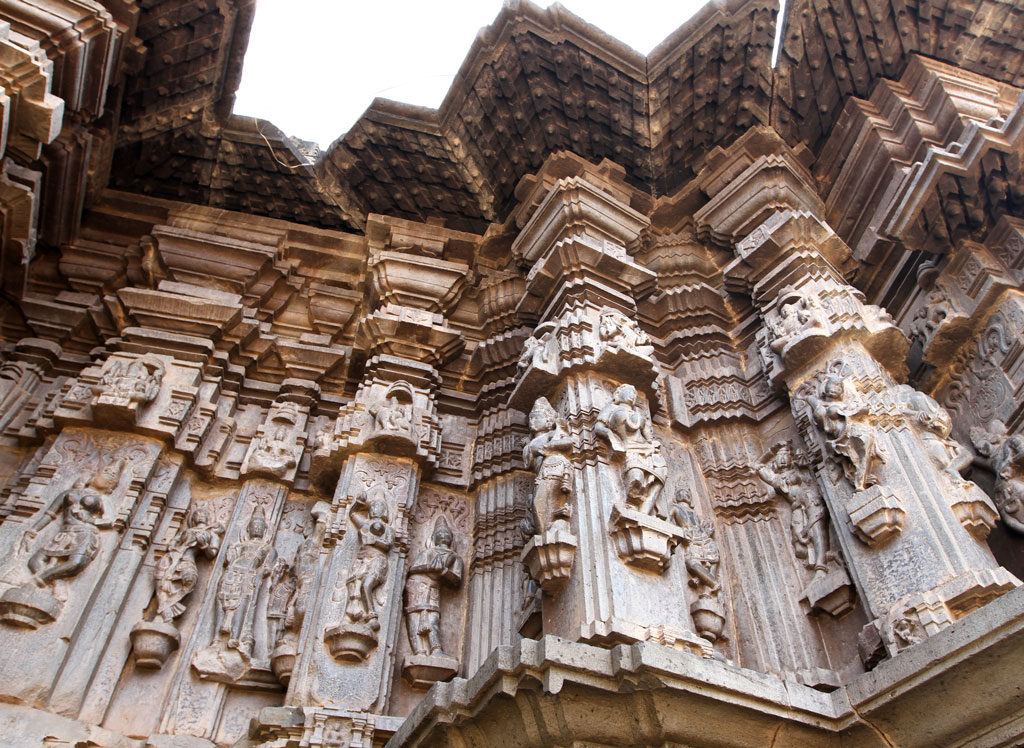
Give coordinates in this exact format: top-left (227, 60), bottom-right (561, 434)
top-left (806, 374), bottom-right (887, 492)
top-left (0, 457), bottom-right (123, 628)
top-left (132, 505), bottom-right (225, 668)
top-left (245, 402), bottom-right (304, 479)
top-left (523, 397), bottom-right (574, 531)
top-left (666, 489), bottom-right (725, 643)
top-left (971, 421), bottom-right (1024, 534)
top-left (93, 356), bottom-right (164, 417)
top-left (402, 516), bottom-right (464, 688)
top-left (325, 493), bottom-right (395, 662)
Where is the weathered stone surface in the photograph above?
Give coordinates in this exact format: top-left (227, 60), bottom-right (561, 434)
top-left (1, 2), bottom-right (1023, 747)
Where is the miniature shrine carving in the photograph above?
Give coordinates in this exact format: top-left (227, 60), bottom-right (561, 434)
top-left (245, 402), bottom-right (303, 479)
top-left (369, 381), bottom-right (416, 437)
top-left (598, 309), bottom-right (655, 359)
top-left (93, 356), bottom-right (164, 416)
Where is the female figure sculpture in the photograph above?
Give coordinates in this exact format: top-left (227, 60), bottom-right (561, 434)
top-left (523, 397), bottom-right (574, 531)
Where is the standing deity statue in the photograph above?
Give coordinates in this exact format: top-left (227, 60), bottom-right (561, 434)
top-left (758, 442), bottom-right (832, 575)
top-left (265, 558), bottom-right (296, 654)
top-left (523, 398), bottom-right (574, 531)
top-left (404, 516), bottom-right (464, 657)
top-left (269, 502), bottom-right (328, 682)
top-left (667, 489), bottom-right (721, 598)
top-left (595, 383), bottom-right (668, 515)
top-left (971, 421), bottom-right (1024, 534)
top-left (210, 508), bottom-right (275, 660)
top-left (806, 375), bottom-right (886, 491)
top-left (343, 494), bottom-right (394, 629)
top-left (154, 507), bottom-right (223, 624)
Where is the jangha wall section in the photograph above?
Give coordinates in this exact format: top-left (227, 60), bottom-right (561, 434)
top-left (1, 1), bottom-right (1024, 747)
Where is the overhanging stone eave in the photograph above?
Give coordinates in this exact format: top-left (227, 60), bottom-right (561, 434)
top-left (388, 588), bottom-right (1024, 747)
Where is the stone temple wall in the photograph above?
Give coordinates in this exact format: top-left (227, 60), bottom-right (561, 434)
top-left (1, 1), bottom-right (1024, 747)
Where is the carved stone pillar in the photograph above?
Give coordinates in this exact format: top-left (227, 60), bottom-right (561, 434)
top-left (700, 136), bottom-right (1018, 662)
top-left (286, 222), bottom-right (466, 734)
top-left (508, 174), bottom-right (713, 655)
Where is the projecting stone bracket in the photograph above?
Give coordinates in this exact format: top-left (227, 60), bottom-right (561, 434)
top-left (402, 652), bottom-right (459, 690)
top-left (848, 485), bottom-right (905, 545)
top-left (607, 505), bottom-right (685, 573)
top-left (521, 521), bottom-right (577, 594)
top-left (800, 566), bottom-right (855, 617)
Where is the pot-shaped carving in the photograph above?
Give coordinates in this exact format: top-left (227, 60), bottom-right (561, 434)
top-left (324, 621), bottom-right (378, 662)
top-left (848, 485), bottom-right (905, 545)
top-left (520, 521), bottom-right (577, 594)
top-left (130, 620), bottom-right (181, 669)
top-left (0, 584), bottom-right (61, 629)
top-left (690, 597), bottom-right (726, 643)
top-left (270, 639), bottom-right (297, 684)
top-left (608, 505), bottom-right (684, 573)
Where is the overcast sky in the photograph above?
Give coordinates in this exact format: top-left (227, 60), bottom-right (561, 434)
top-left (234, 0), bottom-right (711, 147)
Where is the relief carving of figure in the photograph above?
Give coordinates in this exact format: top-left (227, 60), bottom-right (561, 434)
top-left (598, 309), bottom-right (654, 358)
top-left (210, 508), bottom-right (275, 660)
top-left (910, 289), bottom-right (951, 343)
top-left (1, 456), bottom-right (124, 628)
top-left (94, 356), bottom-right (164, 407)
top-left (248, 403), bottom-right (302, 478)
top-left (368, 382), bottom-right (415, 435)
top-left (270, 502), bottom-right (328, 682)
top-left (24, 457), bottom-right (123, 588)
top-left (343, 493), bottom-right (394, 630)
top-left (768, 290), bottom-right (829, 354)
top-left (523, 397), bottom-right (574, 531)
top-left (971, 421), bottom-right (1024, 533)
top-left (265, 559), bottom-right (296, 654)
top-left (404, 516), bottom-right (464, 657)
top-left (899, 387), bottom-right (974, 485)
top-left (517, 321), bottom-right (556, 374)
top-left (667, 489), bottom-right (721, 598)
top-left (758, 442), bottom-right (833, 576)
top-left (595, 383), bottom-right (668, 515)
top-left (154, 507), bottom-right (223, 624)
top-left (806, 375), bottom-right (886, 491)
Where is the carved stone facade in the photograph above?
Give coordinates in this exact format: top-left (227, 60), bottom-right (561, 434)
top-left (1, 1), bottom-right (1024, 746)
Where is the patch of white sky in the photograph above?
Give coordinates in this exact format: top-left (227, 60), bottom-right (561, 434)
top-left (233, 1), bottom-right (715, 148)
